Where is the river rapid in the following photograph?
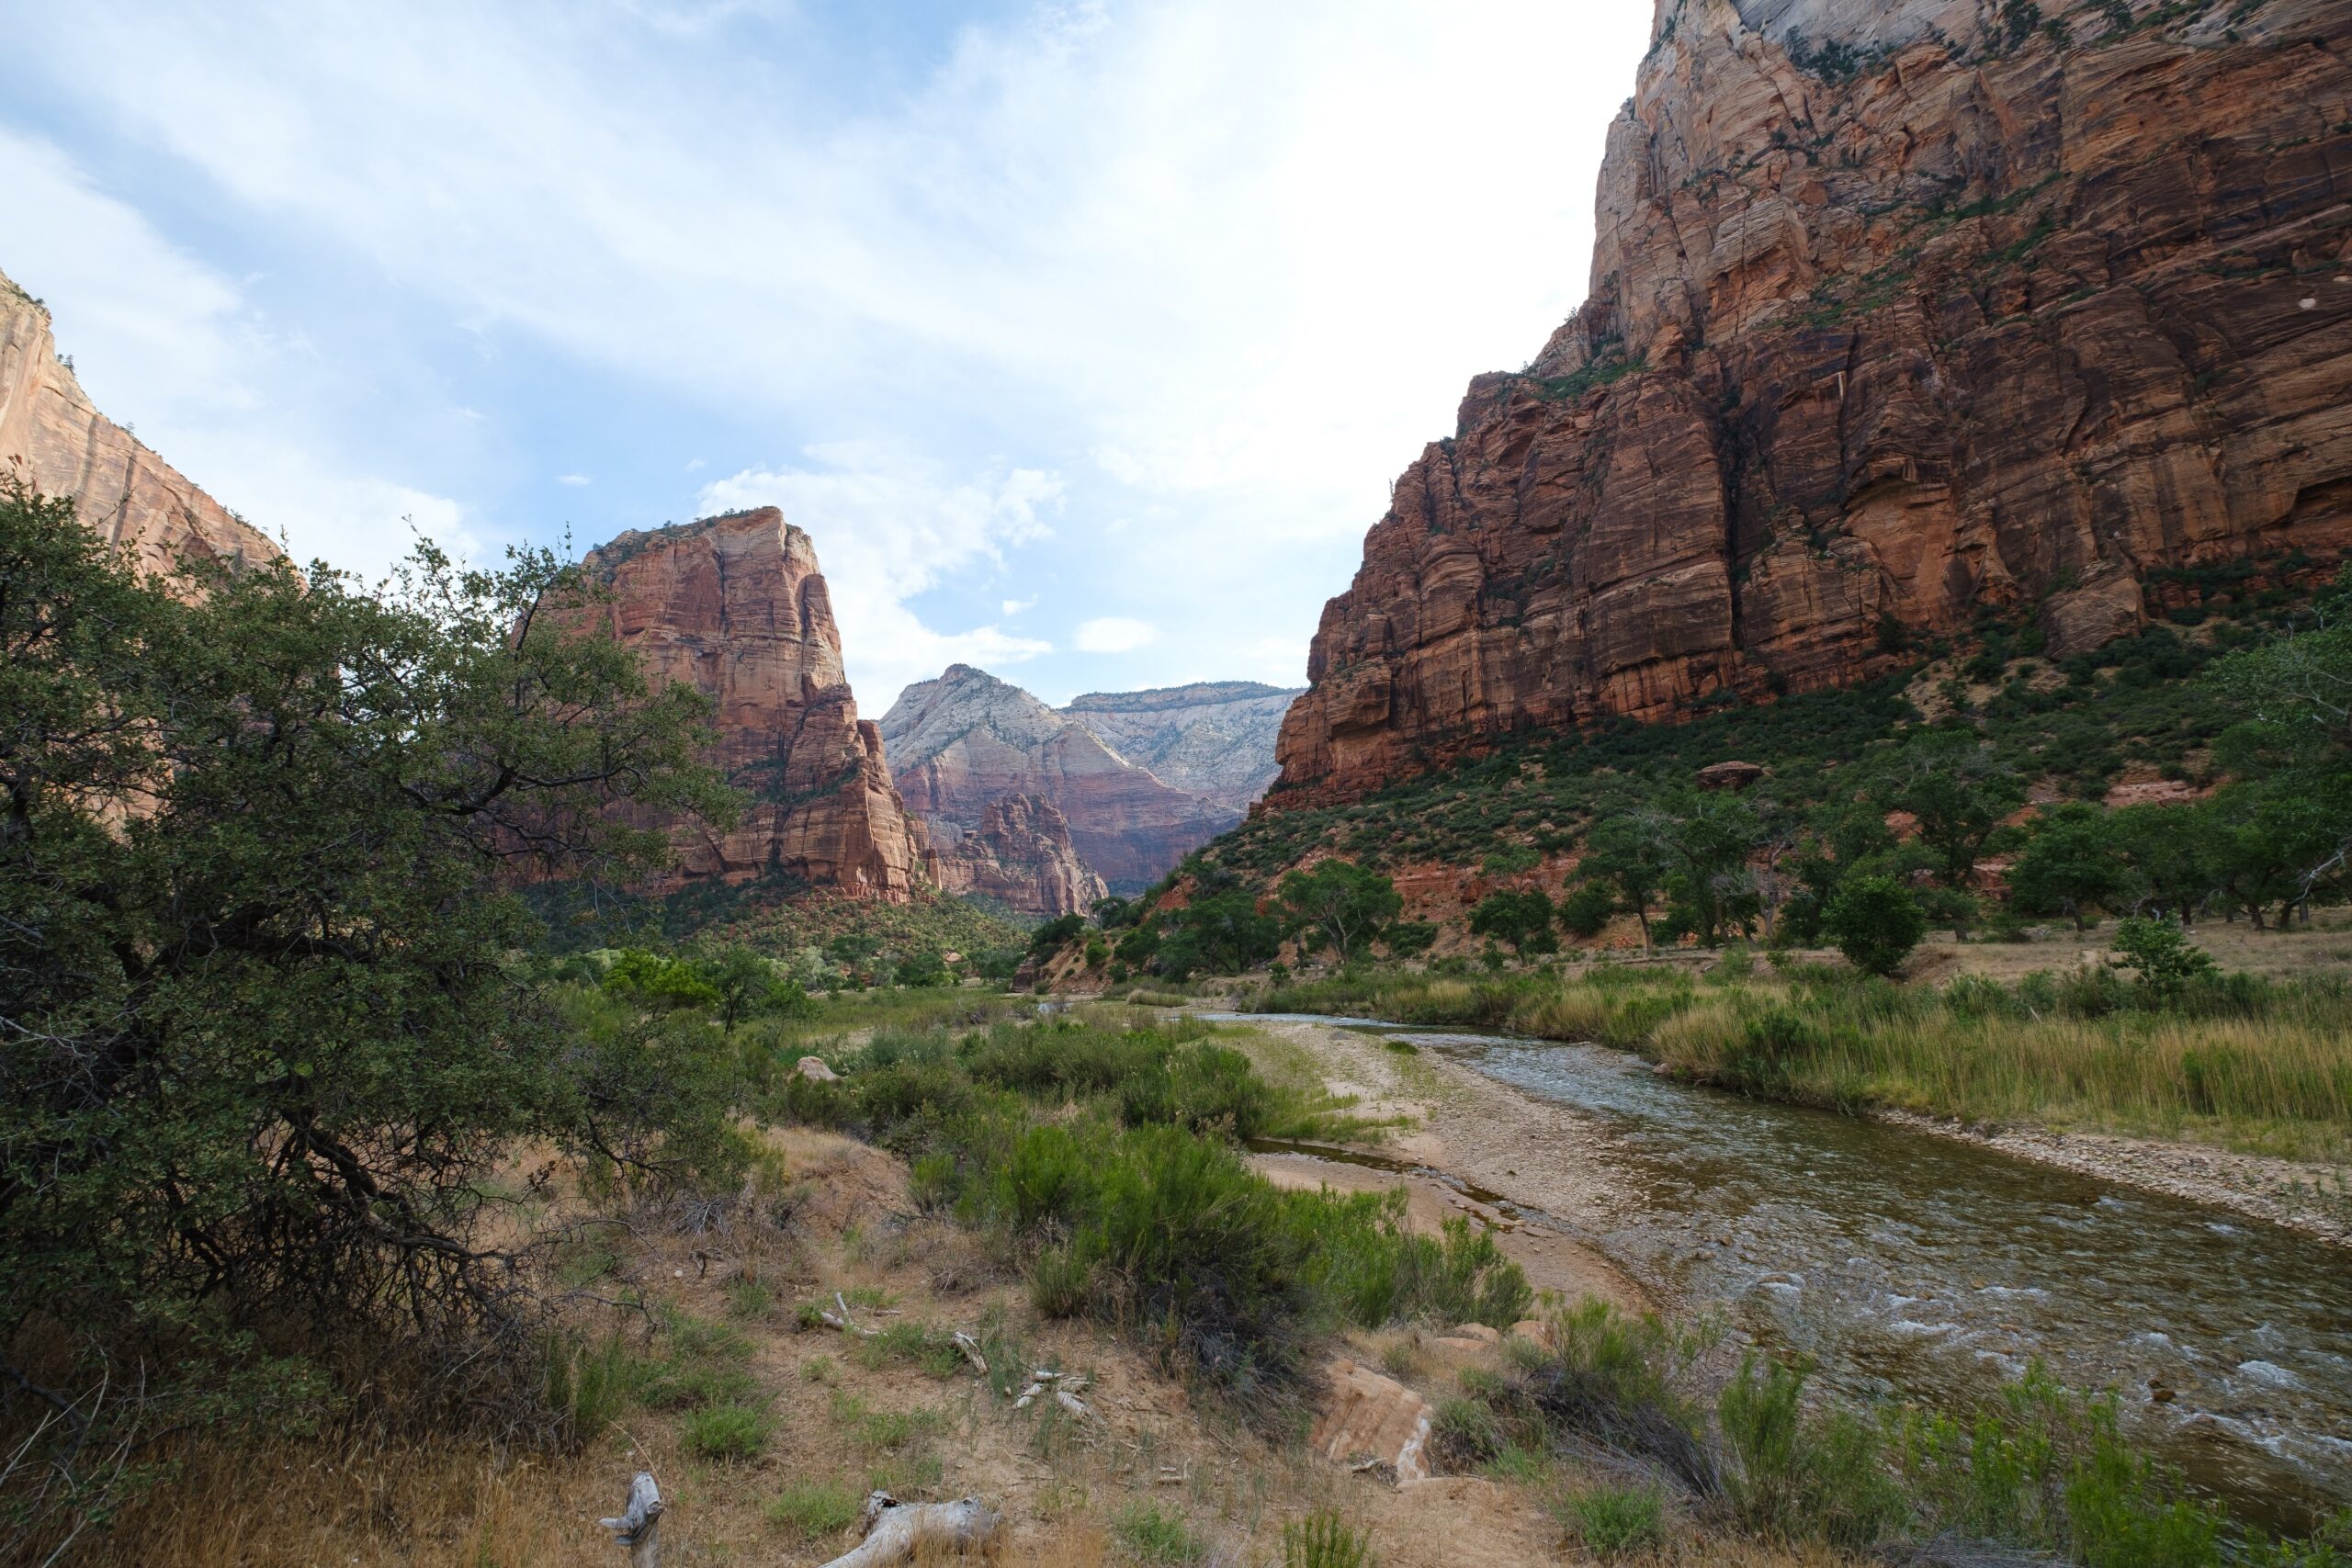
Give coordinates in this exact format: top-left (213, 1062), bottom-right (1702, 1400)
top-left (1216, 1012), bottom-right (2352, 1531)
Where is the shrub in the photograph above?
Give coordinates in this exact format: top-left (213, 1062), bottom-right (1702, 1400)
top-left (1717, 1355), bottom-right (1901, 1547)
top-left (1114, 1502), bottom-right (1209, 1562)
top-left (1283, 1509), bottom-right (1374, 1568)
top-left (765, 1479), bottom-right (862, 1541)
top-left (1452, 1297), bottom-right (1718, 1488)
top-left (2111, 916), bottom-right (2217, 1003)
top-left (681, 1402), bottom-right (774, 1461)
top-left (1825, 874), bottom-right (1928, 976)
top-left (1559, 883), bottom-right (1619, 941)
top-left (1564, 1484), bottom-right (1666, 1559)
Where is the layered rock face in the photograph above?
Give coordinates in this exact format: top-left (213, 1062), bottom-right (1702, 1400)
top-left (1, 268), bottom-right (277, 571)
top-left (1274, 0), bottom-right (2352, 801)
top-left (580, 510), bottom-right (935, 898)
top-left (1065, 682), bottom-right (1304, 818)
top-left (934, 794), bottom-right (1109, 917)
top-left (879, 665), bottom-right (1238, 893)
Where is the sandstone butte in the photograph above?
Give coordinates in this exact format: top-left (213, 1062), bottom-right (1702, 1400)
top-left (2, 266), bottom-right (279, 575)
top-left (1272, 0), bottom-right (2352, 806)
top-left (937, 793), bottom-right (1110, 919)
top-left (575, 509), bottom-right (936, 900)
top-left (879, 664), bottom-right (1242, 896)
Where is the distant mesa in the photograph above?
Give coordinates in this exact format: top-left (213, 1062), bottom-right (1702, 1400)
top-left (880, 664), bottom-right (1300, 904)
top-left (573, 508), bottom-right (935, 900)
top-left (2, 265), bottom-right (278, 574)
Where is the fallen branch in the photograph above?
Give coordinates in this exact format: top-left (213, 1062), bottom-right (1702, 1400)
top-left (818, 1290), bottom-right (879, 1338)
top-left (600, 1472), bottom-right (663, 1568)
top-left (952, 1331), bottom-right (989, 1375)
top-left (816, 1491), bottom-right (999, 1568)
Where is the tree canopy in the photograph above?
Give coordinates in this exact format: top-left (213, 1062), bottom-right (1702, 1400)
top-left (0, 485), bottom-right (734, 1461)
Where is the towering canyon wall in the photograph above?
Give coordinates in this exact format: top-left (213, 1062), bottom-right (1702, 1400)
top-left (1, 267), bottom-right (278, 571)
top-left (1064, 682), bottom-right (1303, 818)
top-left (580, 510), bottom-right (935, 898)
top-left (879, 665), bottom-right (1240, 895)
top-left (1273, 0), bottom-right (2352, 802)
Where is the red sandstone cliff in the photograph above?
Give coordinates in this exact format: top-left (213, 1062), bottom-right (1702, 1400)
top-left (879, 665), bottom-right (1238, 893)
top-left (580, 510), bottom-right (935, 898)
top-left (1274, 0), bottom-right (2352, 802)
top-left (934, 793), bottom-right (1109, 917)
top-left (1, 267), bottom-right (278, 572)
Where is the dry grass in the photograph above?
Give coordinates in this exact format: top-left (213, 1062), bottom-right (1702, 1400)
top-left (63, 1117), bottom-right (1866, 1568)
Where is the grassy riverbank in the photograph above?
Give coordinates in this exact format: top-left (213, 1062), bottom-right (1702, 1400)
top-left (1255, 961), bottom-right (2352, 1165)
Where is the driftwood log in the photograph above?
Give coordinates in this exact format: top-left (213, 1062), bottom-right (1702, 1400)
top-left (600, 1472), bottom-right (663, 1568)
top-left (815, 1491), bottom-right (1000, 1568)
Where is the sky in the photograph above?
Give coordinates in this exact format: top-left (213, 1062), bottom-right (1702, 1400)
top-left (1, 0), bottom-right (1653, 709)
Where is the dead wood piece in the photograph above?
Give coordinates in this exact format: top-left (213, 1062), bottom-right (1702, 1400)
top-left (599, 1472), bottom-right (663, 1568)
top-left (816, 1492), bottom-right (1000, 1568)
top-left (952, 1331), bottom-right (989, 1374)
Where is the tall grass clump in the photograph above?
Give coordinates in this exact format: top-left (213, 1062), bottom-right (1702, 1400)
top-left (1441, 1300), bottom-right (2351, 1565)
top-left (1283, 1509), bottom-right (1375, 1567)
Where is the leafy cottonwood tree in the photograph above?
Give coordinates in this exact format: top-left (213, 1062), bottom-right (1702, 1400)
top-left (2008, 804), bottom-right (2132, 931)
top-left (1870, 729), bottom-right (2024, 887)
top-left (0, 486), bottom-right (732, 1490)
top-left (1276, 859), bottom-right (1401, 965)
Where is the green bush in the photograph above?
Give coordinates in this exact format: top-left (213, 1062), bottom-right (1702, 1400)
top-left (1718, 1355), bottom-right (1902, 1546)
top-left (1283, 1509), bottom-right (1374, 1568)
top-left (1114, 1502), bottom-right (1209, 1562)
top-left (1825, 874), bottom-right (1928, 976)
top-left (1564, 1484), bottom-right (1666, 1559)
top-left (681, 1402), bottom-right (773, 1461)
top-left (765, 1479), bottom-right (863, 1541)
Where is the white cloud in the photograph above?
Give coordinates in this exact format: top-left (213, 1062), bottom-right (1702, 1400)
top-left (1002, 596), bottom-right (1035, 616)
top-left (697, 449), bottom-right (1058, 704)
top-left (558, 473), bottom-right (591, 486)
top-left (0, 127), bottom-right (473, 582)
top-left (1074, 616), bottom-right (1157, 654)
top-left (3, 1), bottom-right (1656, 694)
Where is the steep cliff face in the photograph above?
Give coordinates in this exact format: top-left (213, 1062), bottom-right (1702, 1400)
top-left (1274, 0), bottom-right (2352, 802)
top-left (878, 665), bottom-right (1238, 892)
top-left (1065, 682), bottom-right (1304, 818)
top-left (934, 793), bottom-right (1109, 917)
top-left (1, 268), bottom-right (278, 571)
top-left (581, 510), bottom-right (935, 898)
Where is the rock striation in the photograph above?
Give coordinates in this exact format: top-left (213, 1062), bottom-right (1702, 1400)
top-left (1065, 681), bottom-right (1304, 818)
top-left (933, 793), bottom-right (1109, 917)
top-left (879, 664), bottom-right (1239, 894)
top-left (1274, 0), bottom-right (2352, 802)
top-left (1, 267), bottom-right (278, 572)
top-left (578, 510), bottom-right (935, 898)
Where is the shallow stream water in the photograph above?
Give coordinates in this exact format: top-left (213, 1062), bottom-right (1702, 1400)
top-left (1216, 1012), bottom-right (2352, 1529)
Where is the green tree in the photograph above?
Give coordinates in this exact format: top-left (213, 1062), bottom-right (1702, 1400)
top-left (1583, 814), bottom-right (1672, 955)
top-left (2110, 804), bottom-right (2216, 927)
top-left (1156, 891), bottom-right (1282, 978)
top-left (1469, 888), bottom-right (1557, 955)
top-left (605, 947), bottom-right (724, 1009)
top-left (1645, 787), bottom-right (1760, 946)
top-left (1277, 859), bottom-right (1402, 965)
top-left (1558, 882), bottom-right (1619, 941)
top-left (2211, 571), bottom-right (2352, 908)
top-left (0, 487), bottom-right (732, 1496)
top-left (1871, 730), bottom-right (2024, 887)
top-left (2109, 916), bottom-right (2217, 1003)
top-left (694, 944), bottom-right (815, 1028)
top-left (2008, 804), bottom-right (2130, 931)
top-left (1825, 874), bottom-right (1928, 976)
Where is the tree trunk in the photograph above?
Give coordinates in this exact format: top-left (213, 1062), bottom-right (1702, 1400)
top-left (818, 1494), bottom-right (1000, 1568)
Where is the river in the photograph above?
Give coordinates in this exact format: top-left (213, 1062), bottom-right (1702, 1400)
top-left (1218, 1012), bottom-right (2352, 1531)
